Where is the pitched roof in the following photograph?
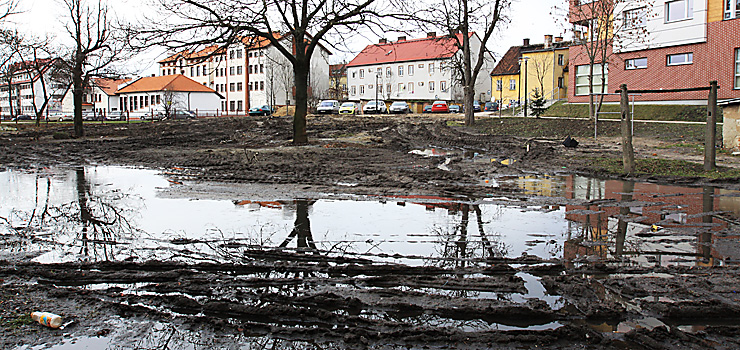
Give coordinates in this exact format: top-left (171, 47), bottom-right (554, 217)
top-left (93, 77), bottom-right (132, 96)
top-left (158, 45), bottom-right (220, 64)
top-left (347, 33), bottom-right (471, 67)
top-left (241, 33), bottom-right (284, 50)
top-left (116, 74), bottom-right (217, 94)
top-left (490, 46), bottom-right (522, 76)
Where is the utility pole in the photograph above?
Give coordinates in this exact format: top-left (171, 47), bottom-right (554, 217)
top-left (705, 80), bottom-right (718, 171)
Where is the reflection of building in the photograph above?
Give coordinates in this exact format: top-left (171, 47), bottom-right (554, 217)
top-left (562, 175), bottom-right (740, 266)
top-left (490, 36), bottom-right (570, 108)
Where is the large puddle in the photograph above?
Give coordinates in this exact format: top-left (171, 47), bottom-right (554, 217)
top-left (2, 166), bottom-right (739, 267)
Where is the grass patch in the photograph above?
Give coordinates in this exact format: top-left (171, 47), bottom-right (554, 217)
top-left (588, 157), bottom-right (740, 179)
top-left (447, 120), bottom-right (464, 127)
top-left (544, 101), bottom-right (720, 122)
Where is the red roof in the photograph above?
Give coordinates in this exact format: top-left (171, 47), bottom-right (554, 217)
top-left (117, 75), bottom-right (216, 94)
top-left (347, 33), bottom-right (470, 67)
top-left (93, 78), bottom-right (132, 96)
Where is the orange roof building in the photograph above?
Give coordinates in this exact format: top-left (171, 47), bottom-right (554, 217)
top-left (156, 33), bottom-right (331, 114)
top-left (117, 74), bottom-right (223, 115)
top-left (345, 32), bottom-right (494, 106)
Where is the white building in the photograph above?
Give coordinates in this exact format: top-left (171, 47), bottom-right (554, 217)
top-left (157, 33), bottom-right (331, 113)
top-left (0, 58), bottom-right (69, 118)
top-left (90, 78), bottom-right (131, 114)
top-left (116, 74), bottom-right (223, 117)
top-left (346, 32), bottom-right (495, 111)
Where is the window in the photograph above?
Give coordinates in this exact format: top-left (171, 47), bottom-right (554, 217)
top-left (190, 67), bottom-right (194, 76)
top-left (440, 81), bottom-right (447, 92)
top-left (386, 84), bottom-right (390, 94)
top-left (666, 0), bottom-right (692, 22)
top-left (408, 65), bottom-right (414, 76)
top-left (557, 54), bottom-right (564, 66)
top-left (378, 84), bottom-right (382, 93)
top-left (351, 86), bottom-right (356, 95)
top-left (248, 65), bottom-right (253, 74)
top-left (230, 83), bottom-right (235, 92)
top-left (248, 83), bottom-right (252, 91)
top-left (237, 82), bottom-right (242, 91)
top-left (625, 57), bottom-right (648, 69)
top-left (229, 67), bottom-right (235, 75)
top-left (360, 85), bottom-right (365, 94)
top-left (667, 52), bottom-right (693, 65)
top-left (236, 50), bottom-right (242, 59)
top-left (237, 66), bottom-right (243, 75)
top-left (351, 70), bottom-right (356, 79)
top-left (496, 79), bottom-right (502, 91)
top-left (509, 79), bottom-right (516, 90)
top-left (558, 77), bottom-right (564, 88)
top-left (260, 64), bottom-right (264, 73)
top-left (260, 81), bottom-right (264, 90)
top-left (429, 63), bottom-right (435, 74)
top-left (203, 65), bottom-right (207, 75)
top-left (398, 83), bottom-right (404, 92)
top-left (386, 67), bottom-right (391, 77)
top-left (248, 52), bottom-right (252, 58)
top-left (237, 101), bottom-right (242, 111)
top-left (144, 95), bottom-right (149, 107)
top-left (360, 69), bottom-right (365, 79)
top-left (398, 65), bottom-right (403, 76)
top-left (735, 48), bottom-right (740, 89)
top-left (429, 81), bottom-right (434, 91)
top-left (623, 7), bottom-right (647, 29)
top-left (230, 101), bottom-right (235, 111)
top-left (230, 50), bottom-right (235, 59)
top-left (408, 82), bottom-right (414, 93)
top-left (221, 101), bottom-right (225, 111)
top-left (575, 63), bottom-right (608, 96)
top-left (725, 0), bottom-right (740, 19)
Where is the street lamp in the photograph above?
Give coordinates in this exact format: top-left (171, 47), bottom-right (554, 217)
top-left (518, 57), bottom-right (529, 117)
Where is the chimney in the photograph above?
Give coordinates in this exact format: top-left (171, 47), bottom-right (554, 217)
top-left (379, 38), bottom-right (387, 44)
top-left (544, 35), bottom-right (553, 49)
top-left (427, 32), bottom-right (436, 38)
top-left (554, 36), bottom-right (563, 43)
top-left (523, 38), bottom-right (530, 46)
top-left (397, 36), bottom-right (406, 42)
top-left (151, 74), bottom-right (155, 77)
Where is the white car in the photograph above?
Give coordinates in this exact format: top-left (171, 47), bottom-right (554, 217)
top-left (389, 101), bottom-right (410, 114)
top-left (47, 112), bottom-right (73, 122)
top-left (316, 100), bottom-right (340, 114)
top-left (363, 100), bottom-right (387, 114)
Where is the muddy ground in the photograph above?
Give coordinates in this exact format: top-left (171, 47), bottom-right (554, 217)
top-left (2, 114), bottom-right (740, 349)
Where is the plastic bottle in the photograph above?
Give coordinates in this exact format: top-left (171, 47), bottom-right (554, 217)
top-left (30, 312), bottom-right (63, 328)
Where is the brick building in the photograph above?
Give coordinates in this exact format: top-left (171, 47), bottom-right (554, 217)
top-left (568, 0), bottom-right (740, 104)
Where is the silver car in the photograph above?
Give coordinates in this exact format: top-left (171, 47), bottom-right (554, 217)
top-left (363, 100), bottom-right (387, 114)
top-left (316, 100), bottom-right (340, 114)
top-left (389, 101), bottom-right (410, 114)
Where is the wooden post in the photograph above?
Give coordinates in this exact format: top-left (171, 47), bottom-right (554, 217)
top-left (705, 81), bottom-right (718, 171)
top-left (620, 84), bottom-right (635, 174)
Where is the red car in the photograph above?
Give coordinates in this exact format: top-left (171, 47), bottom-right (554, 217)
top-left (431, 100), bottom-right (449, 113)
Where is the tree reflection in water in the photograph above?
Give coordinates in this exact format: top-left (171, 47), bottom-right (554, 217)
top-left (434, 202), bottom-right (510, 268)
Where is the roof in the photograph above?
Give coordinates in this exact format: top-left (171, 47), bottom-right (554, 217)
top-left (490, 46), bottom-right (522, 76)
top-left (347, 33), bottom-right (471, 67)
top-left (116, 75), bottom-right (218, 94)
top-left (93, 78), bottom-right (132, 96)
top-left (241, 33), bottom-right (284, 50)
top-left (158, 45), bottom-right (220, 64)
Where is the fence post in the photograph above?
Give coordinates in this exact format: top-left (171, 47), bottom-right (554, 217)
top-left (620, 84), bottom-right (635, 174)
top-left (705, 80), bottom-right (718, 171)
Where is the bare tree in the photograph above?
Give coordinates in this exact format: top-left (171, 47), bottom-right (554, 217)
top-left (138, 0), bottom-right (388, 144)
top-left (410, 0), bottom-right (509, 125)
top-left (0, 29), bottom-right (21, 120)
top-left (568, 0), bottom-right (653, 120)
top-left (161, 86), bottom-right (184, 119)
top-left (328, 63), bottom-right (346, 101)
top-left (529, 54), bottom-right (552, 99)
top-left (62, 0), bottom-right (129, 137)
top-left (0, 0), bottom-right (19, 23)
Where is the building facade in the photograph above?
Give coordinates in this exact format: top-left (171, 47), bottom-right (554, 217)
top-left (90, 78), bottom-right (131, 114)
top-left (0, 58), bottom-right (69, 118)
top-left (568, 0), bottom-right (740, 104)
top-left (158, 34), bottom-right (330, 113)
top-left (116, 75), bottom-right (223, 117)
top-left (346, 32), bottom-right (495, 111)
top-left (491, 36), bottom-right (570, 108)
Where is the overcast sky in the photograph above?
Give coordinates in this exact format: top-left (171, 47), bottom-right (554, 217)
top-left (8, 0), bottom-right (568, 76)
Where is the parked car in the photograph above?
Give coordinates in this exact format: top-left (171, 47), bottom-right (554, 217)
top-left (47, 112), bottom-right (73, 122)
top-left (248, 105), bottom-right (272, 116)
top-left (448, 105), bottom-right (461, 113)
top-left (339, 102), bottom-right (358, 115)
top-left (82, 111), bottom-right (100, 121)
top-left (422, 105), bottom-right (432, 113)
top-left (388, 101), bottom-right (410, 114)
top-left (316, 100), bottom-right (340, 114)
top-left (431, 100), bottom-right (449, 113)
top-left (473, 100), bottom-right (481, 112)
top-left (141, 111), bottom-right (164, 121)
top-left (167, 110), bottom-right (196, 120)
top-left (484, 101), bottom-right (499, 112)
top-left (105, 111), bottom-right (126, 121)
top-left (13, 114), bottom-right (34, 121)
top-left (363, 100), bottom-right (387, 114)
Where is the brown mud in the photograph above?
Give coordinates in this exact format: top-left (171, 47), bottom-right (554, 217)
top-left (2, 115), bottom-right (740, 349)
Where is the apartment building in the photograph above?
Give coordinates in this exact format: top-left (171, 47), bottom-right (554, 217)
top-left (569, 0), bottom-right (740, 104)
top-left (158, 34), bottom-right (330, 113)
top-left (346, 32), bottom-right (495, 111)
top-left (0, 58), bottom-right (69, 118)
top-left (491, 36), bottom-right (570, 107)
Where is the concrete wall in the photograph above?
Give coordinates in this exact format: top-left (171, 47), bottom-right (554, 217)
top-left (723, 103), bottom-right (740, 151)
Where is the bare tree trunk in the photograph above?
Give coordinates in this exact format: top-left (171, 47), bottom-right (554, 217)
top-left (293, 60), bottom-right (309, 144)
top-left (73, 57), bottom-right (84, 137)
top-left (620, 84), bottom-right (634, 173)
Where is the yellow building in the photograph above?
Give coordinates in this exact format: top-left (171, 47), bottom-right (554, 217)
top-left (491, 36), bottom-right (570, 108)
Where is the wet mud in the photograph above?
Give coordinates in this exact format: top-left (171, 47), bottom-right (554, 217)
top-left (2, 115), bottom-right (740, 349)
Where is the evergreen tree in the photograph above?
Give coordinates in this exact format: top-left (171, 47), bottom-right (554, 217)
top-left (530, 88), bottom-right (547, 117)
